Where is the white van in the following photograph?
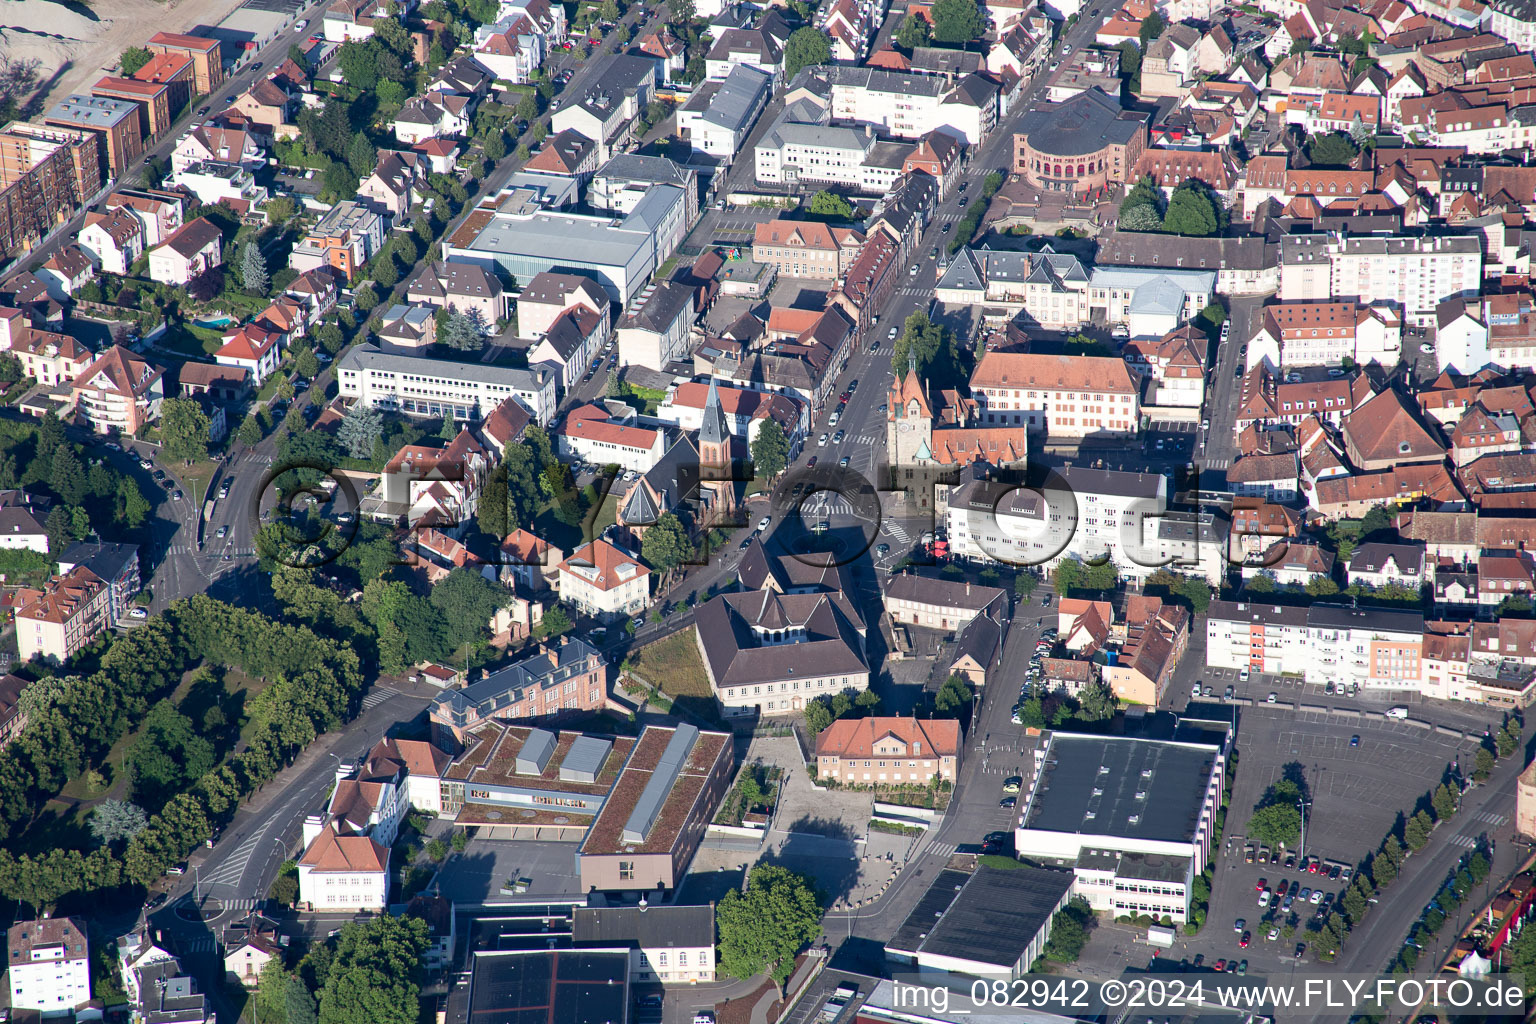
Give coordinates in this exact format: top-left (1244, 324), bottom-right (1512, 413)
top-left (1386, 706), bottom-right (1409, 719)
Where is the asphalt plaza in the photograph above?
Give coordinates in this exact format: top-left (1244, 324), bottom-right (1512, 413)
top-left (434, 837), bottom-right (583, 905)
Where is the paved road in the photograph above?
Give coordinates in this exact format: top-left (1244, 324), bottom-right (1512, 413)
top-left (821, 589), bottom-right (1054, 941)
top-left (2, 0), bottom-right (333, 284)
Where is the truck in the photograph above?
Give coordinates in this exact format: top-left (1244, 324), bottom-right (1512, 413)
top-left (1386, 706), bottom-right (1409, 719)
top-left (819, 984), bottom-right (858, 1023)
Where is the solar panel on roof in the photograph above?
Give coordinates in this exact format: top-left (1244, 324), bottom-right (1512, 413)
top-left (621, 724), bottom-right (698, 845)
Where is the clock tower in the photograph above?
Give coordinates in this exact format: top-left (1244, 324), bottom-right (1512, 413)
top-left (887, 353), bottom-right (934, 467)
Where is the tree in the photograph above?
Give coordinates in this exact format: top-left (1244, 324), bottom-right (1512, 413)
top-left (317, 915), bottom-right (429, 1024)
top-left (49, 448), bottom-right (86, 505)
top-left (929, 0), bottom-right (984, 44)
top-left (783, 27), bottom-right (832, 82)
top-left (934, 674), bottom-right (972, 714)
top-left (484, 130), bottom-right (507, 162)
top-left (338, 403), bottom-right (383, 459)
top-left (1118, 202), bottom-right (1162, 232)
top-left (241, 241), bottom-right (270, 294)
top-left (120, 47), bottom-right (154, 75)
top-left (1498, 718), bottom-right (1520, 757)
top-left (642, 512), bottom-right (693, 574)
top-left (89, 800), bottom-right (148, 846)
top-left (338, 40), bottom-right (381, 90)
top-left (534, 604), bottom-right (572, 640)
top-left (807, 189), bottom-right (854, 220)
top-left (854, 688), bottom-right (880, 711)
top-left (1340, 886), bottom-right (1368, 923)
top-left (1473, 744), bottom-right (1497, 780)
top-left (1246, 802), bottom-right (1301, 847)
top-left (161, 397), bottom-right (211, 465)
top-left (716, 865), bottom-right (823, 1000)
top-left (116, 475), bottom-right (151, 528)
top-left (600, 0), bottom-right (621, 20)
top-left (1053, 558), bottom-right (1083, 595)
top-left (439, 308), bottom-right (486, 350)
top-left (286, 974), bottom-right (318, 1024)
top-left (670, 0), bottom-right (695, 24)
top-left (1082, 559), bottom-right (1118, 592)
top-left (1304, 575), bottom-right (1340, 597)
top-left (1077, 681), bottom-right (1118, 722)
top-left (126, 700), bottom-right (216, 805)
top-left (429, 568), bottom-right (505, 649)
top-left (1432, 783), bottom-right (1458, 821)
top-left (1470, 850), bottom-right (1490, 883)
top-left (1162, 182), bottom-right (1220, 236)
top-left (889, 310), bottom-right (953, 382)
top-left (1138, 9), bottom-right (1166, 45)
top-left (187, 266), bottom-right (224, 302)
top-left (750, 419), bottom-right (790, 479)
top-left (1015, 572), bottom-right (1038, 599)
top-left (318, 323), bottom-right (346, 355)
top-left (353, 283), bottom-right (380, 313)
top-left (804, 697), bottom-right (834, 736)
top-left (238, 416), bottom-right (264, 446)
top-left (1404, 810), bottom-right (1433, 850)
top-left (896, 11), bottom-right (931, 49)
top-left (1306, 131), bottom-right (1359, 168)
top-left (1042, 898), bottom-right (1092, 962)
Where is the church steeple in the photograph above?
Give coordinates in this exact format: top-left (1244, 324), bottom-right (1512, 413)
top-left (700, 376), bottom-right (730, 463)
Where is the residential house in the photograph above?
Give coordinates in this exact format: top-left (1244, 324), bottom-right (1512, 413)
top-left (289, 201), bottom-right (387, 282)
top-left (215, 321), bottom-right (283, 384)
top-left (147, 217), bottom-right (223, 286)
top-left (105, 187), bottom-right (184, 246)
top-left (171, 124), bottom-right (263, 174)
top-left (35, 246), bottom-right (96, 302)
top-left (516, 271), bottom-right (609, 338)
top-left (522, 129), bottom-right (600, 183)
top-left (371, 429), bottom-right (491, 527)
top-left (0, 675), bottom-right (31, 751)
top-left (550, 54), bottom-right (658, 161)
top-left (529, 303), bottom-right (606, 393)
top-left (882, 573), bottom-right (1007, 632)
top-left (406, 261), bottom-right (508, 324)
top-left (751, 220), bottom-right (864, 280)
top-left (358, 150), bottom-right (426, 220)
top-left (71, 344), bottom-right (165, 435)
top-left (1, 316), bottom-right (93, 389)
top-left (16, 564), bottom-right (111, 664)
top-left (1347, 541), bottom-right (1430, 589)
top-left (7, 917), bottom-right (90, 1016)
top-left (78, 208), bottom-right (145, 274)
top-left (57, 540), bottom-right (141, 627)
top-left (392, 94), bottom-right (473, 144)
top-left (428, 637), bottom-right (607, 738)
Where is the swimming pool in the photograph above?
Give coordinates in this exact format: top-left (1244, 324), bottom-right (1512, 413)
top-left (195, 315), bottom-right (236, 329)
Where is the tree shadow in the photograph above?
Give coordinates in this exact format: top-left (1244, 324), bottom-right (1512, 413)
top-left (761, 816), bottom-right (860, 907)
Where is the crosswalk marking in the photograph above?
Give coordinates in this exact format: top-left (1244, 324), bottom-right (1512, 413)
top-left (179, 937), bottom-right (216, 953)
top-left (361, 686), bottom-right (400, 710)
top-left (885, 520), bottom-right (910, 542)
top-left (1475, 811), bottom-right (1506, 826)
top-left (1203, 458), bottom-right (1231, 470)
top-left (1448, 834), bottom-right (1478, 848)
top-left (923, 842), bottom-right (955, 858)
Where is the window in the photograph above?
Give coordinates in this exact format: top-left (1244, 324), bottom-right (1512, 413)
top-left (619, 861), bottom-right (635, 881)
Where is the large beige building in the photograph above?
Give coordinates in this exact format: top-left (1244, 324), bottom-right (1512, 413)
top-left (16, 565), bottom-right (110, 664)
top-left (815, 716), bottom-right (961, 783)
top-left (751, 219), bottom-right (864, 279)
top-left (1519, 761), bottom-right (1536, 839)
top-left (970, 350), bottom-right (1140, 438)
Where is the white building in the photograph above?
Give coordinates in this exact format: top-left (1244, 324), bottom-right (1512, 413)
top-left (570, 905), bottom-right (717, 984)
top-left (1490, 0), bottom-right (1536, 49)
top-left (815, 64), bottom-right (997, 144)
top-left (78, 208), bottom-right (145, 275)
top-left (754, 121), bottom-right (881, 190)
top-left (1205, 600), bottom-right (1426, 691)
top-left (337, 344), bottom-right (557, 425)
top-left (147, 217), bottom-right (223, 287)
top-left (170, 160), bottom-right (269, 208)
top-left (296, 826), bottom-right (390, 911)
top-left (945, 466), bottom-right (1190, 584)
top-left (557, 405), bottom-right (667, 472)
top-left (1246, 301), bottom-right (1403, 370)
top-left (885, 865), bottom-right (1074, 978)
top-left (1436, 298), bottom-right (1492, 374)
top-left (557, 539), bottom-right (651, 622)
top-left (675, 65), bottom-right (772, 164)
top-left (1279, 233), bottom-right (1484, 327)
top-left (1013, 730), bottom-right (1230, 924)
top-left (7, 917), bottom-right (91, 1016)
top-left (616, 281), bottom-right (696, 371)
top-left (970, 350), bottom-right (1140, 438)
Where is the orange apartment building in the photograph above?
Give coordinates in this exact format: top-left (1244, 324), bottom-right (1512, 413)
top-left (0, 122), bottom-right (104, 260)
top-left (91, 77), bottom-right (177, 143)
top-left (132, 52), bottom-right (195, 114)
top-left (147, 33), bottom-right (224, 96)
top-left (16, 565), bottom-right (111, 665)
top-left (43, 95), bottom-right (144, 176)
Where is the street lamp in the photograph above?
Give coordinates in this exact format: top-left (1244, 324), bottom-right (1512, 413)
top-left (1297, 797), bottom-right (1311, 860)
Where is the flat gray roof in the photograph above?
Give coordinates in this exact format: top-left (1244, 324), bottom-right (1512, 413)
top-left (46, 95), bottom-right (138, 128)
top-left (891, 866), bottom-right (1074, 968)
top-left (455, 187), bottom-right (683, 268)
top-left (339, 344), bottom-right (551, 391)
top-left (1022, 734), bottom-right (1221, 846)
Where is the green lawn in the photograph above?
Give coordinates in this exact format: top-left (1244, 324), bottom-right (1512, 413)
top-left (160, 323), bottom-right (225, 357)
top-left (631, 631), bottom-right (712, 700)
